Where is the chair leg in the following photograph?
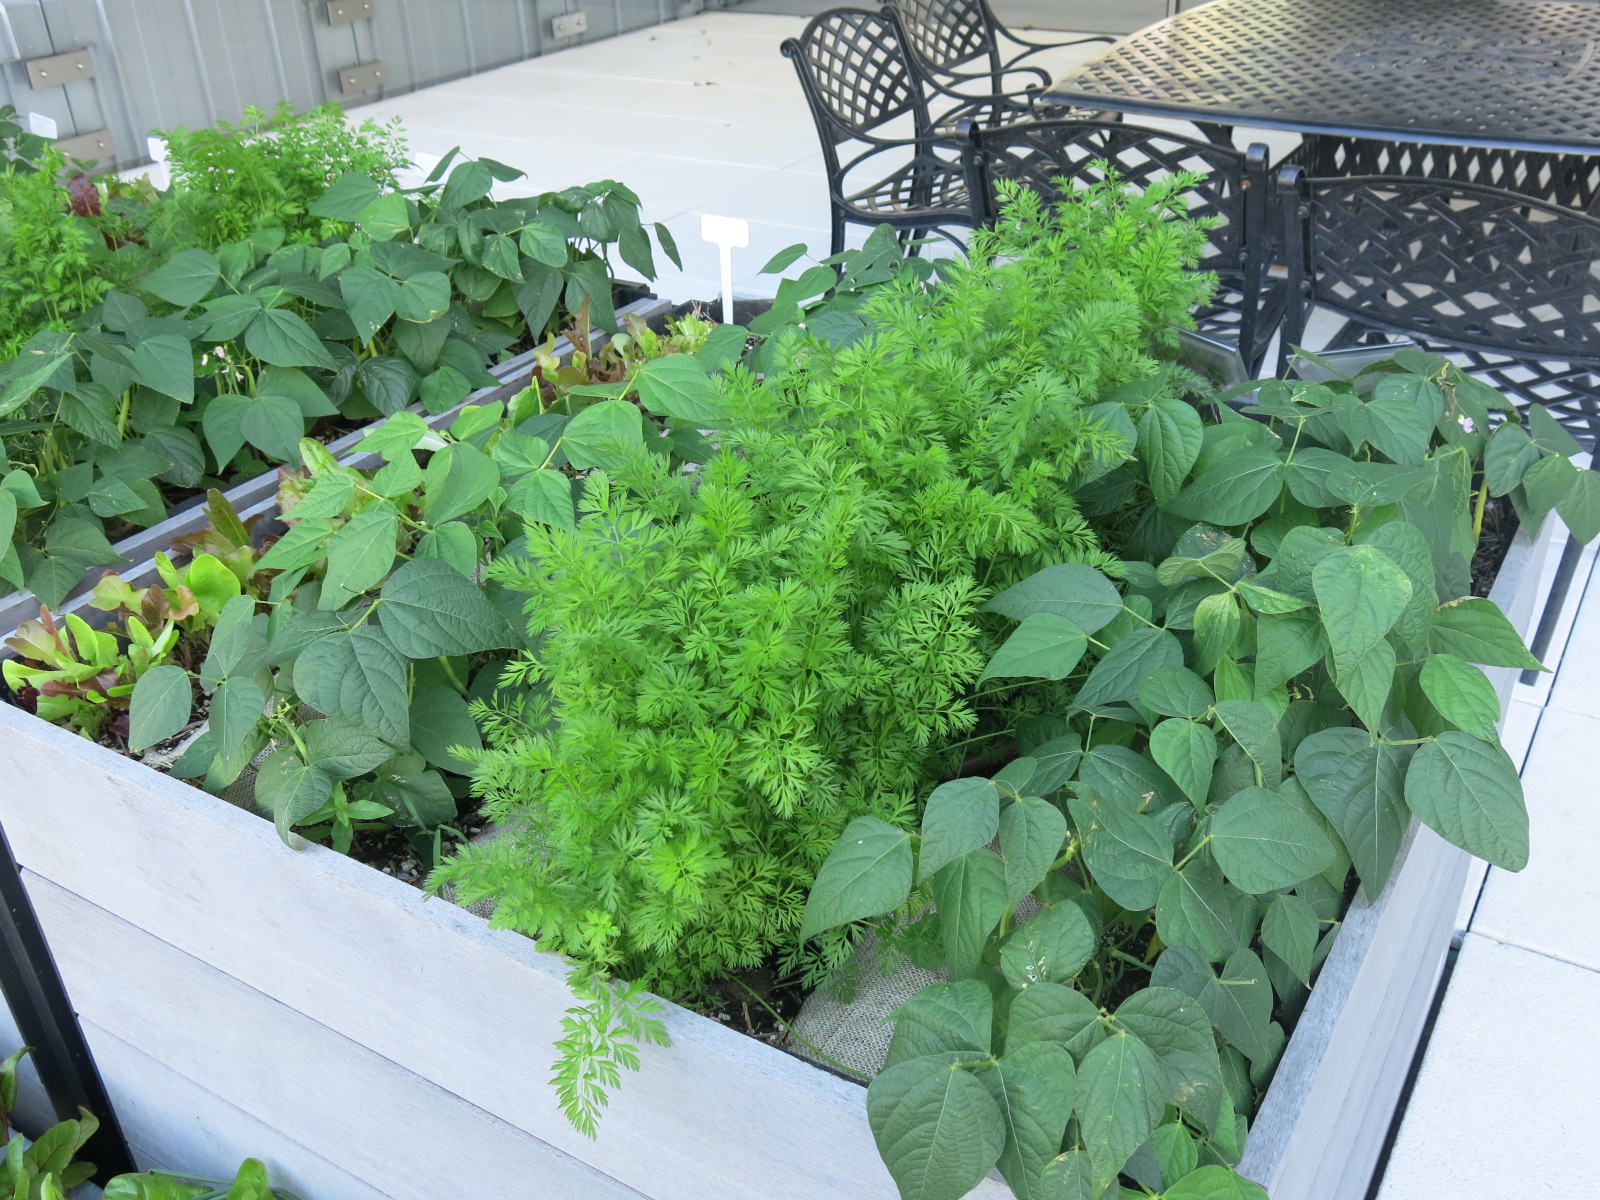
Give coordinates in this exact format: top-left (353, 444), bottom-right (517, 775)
top-left (831, 207), bottom-right (847, 258)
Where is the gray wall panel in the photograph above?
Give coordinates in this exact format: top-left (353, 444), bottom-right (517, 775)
top-left (186, 0), bottom-right (283, 122)
top-left (0, 0), bottom-right (688, 170)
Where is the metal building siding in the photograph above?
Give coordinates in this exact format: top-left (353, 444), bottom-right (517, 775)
top-left (0, 0), bottom-right (691, 171)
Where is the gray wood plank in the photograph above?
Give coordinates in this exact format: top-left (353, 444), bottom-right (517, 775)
top-left (65, 1018), bottom-right (397, 1200)
top-left (24, 872), bottom-right (646, 1200)
top-left (0, 707), bottom-right (940, 1199)
top-left (5, 926), bottom-right (389, 1198)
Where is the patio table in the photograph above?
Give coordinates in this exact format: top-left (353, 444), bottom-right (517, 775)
top-left (1043, 0), bottom-right (1600, 153)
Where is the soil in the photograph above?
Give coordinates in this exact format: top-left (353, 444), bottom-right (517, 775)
top-left (1470, 492), bottom-right (1516, 597)
top-left (701, 963), bottom-right (813, 1048)
top-left (343, 820), bottom-right (485, 885)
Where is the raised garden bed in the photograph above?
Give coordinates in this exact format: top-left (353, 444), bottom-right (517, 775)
top-left (1, 184), bottom-right (1578, 1200)
top-left (0, 461), bottom-right (1557, 1200)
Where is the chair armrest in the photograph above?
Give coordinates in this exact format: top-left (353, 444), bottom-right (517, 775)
top-left (926, 61), bottom-right (1054, 91)
top-left (998, 30), bottom-right (1115, 57)
top-left (1274, 164), bottom-right (1312, 377)
top-left (836, 135), bottom-right (969, 181)
top-left (930, 91), bottom-right (1041, 132)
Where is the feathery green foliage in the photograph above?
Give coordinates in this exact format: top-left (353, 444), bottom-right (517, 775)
top-left (152, 102), bottom-right (410, 249)
top-left (435, 175), bottom-right (1217, 1130)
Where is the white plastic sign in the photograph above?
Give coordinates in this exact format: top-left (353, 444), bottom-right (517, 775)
top-left (700, 213), bottom-right (749, 325)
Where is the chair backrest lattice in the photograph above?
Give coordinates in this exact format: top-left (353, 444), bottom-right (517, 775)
top-left (893, 0), bottom-right (997, 76)
top-left (1300, 177), bottom-right (1600, 362)
top-left (968, 120), bottom-right (1255, 271)
top-left (1296, 136), bottom-right (1600, 214)
top-left (786, 9), bottom-right (931, 149)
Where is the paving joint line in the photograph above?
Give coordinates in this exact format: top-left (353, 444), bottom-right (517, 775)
top-left (1457, 929), bottom-right (1600, 976)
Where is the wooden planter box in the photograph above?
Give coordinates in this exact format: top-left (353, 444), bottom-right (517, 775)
top-left (0, 294), bottom-right (673, 639)
top-left (0, 516), bottom-right (1554, 1198)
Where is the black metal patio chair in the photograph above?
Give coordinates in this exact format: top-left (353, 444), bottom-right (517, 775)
top-left (885, 0), bottom-right (1113, 128)
top-left (961, 118), bottom-right (1285, 373)
top-left (1278, 164), bottom-right (1600, 678)
top-left (1276, 167), bottom-right (1600, 434)
top-left (783, 7), bottom-right (980, 256)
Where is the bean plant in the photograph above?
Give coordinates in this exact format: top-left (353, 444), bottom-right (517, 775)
top-left (0, 152), bottom-right (676, 609)
top-left (0, 104), bottom-right (48, 167)
top-left (800, 351), bottom-right (1594, 1200)
top-left (0, 318), bottom-right (715, 865)
top-left (0, 102), bottom-right (405, 362)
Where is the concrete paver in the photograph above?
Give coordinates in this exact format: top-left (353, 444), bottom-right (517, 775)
top-left (1383, 541), bottom-right (1600, 1195)
top-left (1377, 934), bottom-right (1600, 1200)
top-left (1471, 705), bottom-right (1600, 974)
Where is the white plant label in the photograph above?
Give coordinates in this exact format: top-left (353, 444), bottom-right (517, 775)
top-left (701, 213), bottom-right (749, 325)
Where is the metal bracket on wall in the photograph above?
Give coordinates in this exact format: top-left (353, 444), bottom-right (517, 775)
top-left (326, 0), bottom-right (376, 26)
top-left (55, 130), bottom-right (115, 168)
top-left (24, 48), bottom-right (95, 90)
top-left (339, 61), bottom-right (386, 94)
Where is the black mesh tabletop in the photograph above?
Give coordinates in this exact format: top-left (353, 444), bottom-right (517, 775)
top-left (1044, 0), bottom-right (1600, 153)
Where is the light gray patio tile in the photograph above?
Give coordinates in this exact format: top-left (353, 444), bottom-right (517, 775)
top-left (613, 157), bottom-right (789, 227)
top-left (699, 169), bottom-right (834, 233)
top-left (1377, 934), bottom-right (1600, 1200)
top-left (651, 114), bottom-right (821, 171)
top-left (1470, 704), bottom-right (1600, 972)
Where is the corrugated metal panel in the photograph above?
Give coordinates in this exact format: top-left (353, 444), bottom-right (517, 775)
top-left (0, 0), bottom-right (689, 171)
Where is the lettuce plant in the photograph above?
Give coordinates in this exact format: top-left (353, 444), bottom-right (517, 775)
top-left (801, 353), bottom-right (1588, 1200)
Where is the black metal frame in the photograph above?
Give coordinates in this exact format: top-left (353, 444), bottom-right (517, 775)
top-left (1, 820), bottom-right (135, 1180)
top-left (1279, 163), bottom-right (1600, 670)
top-left (884, 0), bottom-right (1112, 128)
top-left (961, 118), bottom-right (1285, 373)
top-left (1276, 165), bottom-right (1600, 433)
top-left (782, 7), bottom-right (979, 256)
top-left (1290, 135), bottom-right (1600, 214)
